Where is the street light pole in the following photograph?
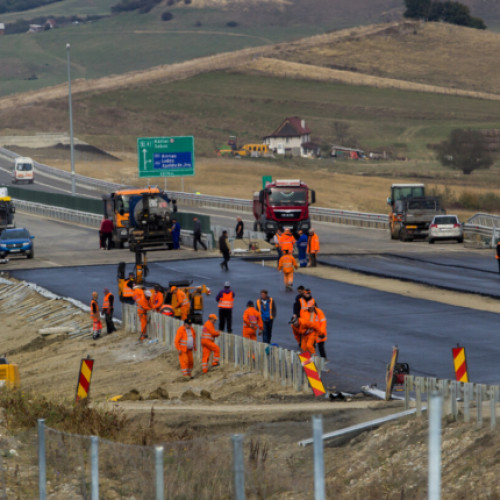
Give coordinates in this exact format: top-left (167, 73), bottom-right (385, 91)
top-left (66, 43), bottom-right (76, 196)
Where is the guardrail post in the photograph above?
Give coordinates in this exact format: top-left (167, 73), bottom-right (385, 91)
top-left (476, 385), bottom-right (483, 428)
top-left (490, 387), bottom-right (496, 431)
top-left (313, 416), bottom-right (326, 500)
top-left (38, 419), bottom-right (46, 500)
top-left (91, 435), bottom-right (99, 500)
top-left (464, 383), bottom-right (471, 423)
top-left (155, 446), bottom-right (164, 500)
top-left (428, 392), bottom-right (443, 500)
top-left (232, 434), bottom-right (245, 500)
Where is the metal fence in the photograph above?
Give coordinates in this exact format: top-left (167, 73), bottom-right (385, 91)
top-left (122, 304), bottom-right (325, 393)
top-left (404, 375), bottom-right (500, 429)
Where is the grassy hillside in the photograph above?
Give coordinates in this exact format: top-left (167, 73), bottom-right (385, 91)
top-left (0, 0), bottom-right (497, 99)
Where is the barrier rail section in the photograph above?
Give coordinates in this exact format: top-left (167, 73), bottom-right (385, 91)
top-left (404, 375), bottom-right (500, 428)
top-left (122, 303), bottom-right (325, 393)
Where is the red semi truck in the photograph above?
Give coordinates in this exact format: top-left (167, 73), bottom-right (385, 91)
top-left (253, 179), bottom-right (316, 240)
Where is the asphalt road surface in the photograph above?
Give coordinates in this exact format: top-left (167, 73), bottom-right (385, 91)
top-left (9, 253), bottom-right (500, 393)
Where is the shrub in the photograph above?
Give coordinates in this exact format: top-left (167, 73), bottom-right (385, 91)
top-left (226, 21), bottom-right (238, 27)
top-left (161, 11), bottom-right (173, 21)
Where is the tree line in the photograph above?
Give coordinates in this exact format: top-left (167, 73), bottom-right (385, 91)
top-left (404, 0), bottom-right (486, 29)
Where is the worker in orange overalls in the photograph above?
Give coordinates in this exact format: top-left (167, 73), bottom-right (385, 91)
top-left (289, 315), bottom-right (321, 355)
top-left (298, 288), bottom-right (316, 319)
top-left (279, 228), bottom-right (296, 255)
top-left (171, 286), bottom-right (191, 321)
top-left (159, 303), bottom-right (175, 316)
top-left (201, 314), bottom-right (220, 373)
top-left (121, 273), bottom-right (136, 305)
top-left (242, 300), bottom-right (263, 341)
top-left (307, 228), bottom-right (320, 267)
top-left (278, 249), bottom-right (298, 291)
top-left (150, 285), bottom-right (165, 312)
top-left (133, 284), bottom-right (151, 342)
top-left (90, 291), bottom-right (102, 340)
top-left (312, 306), bottom-right (328, 360)
top-left (174, 318), bottom-right (197, 378)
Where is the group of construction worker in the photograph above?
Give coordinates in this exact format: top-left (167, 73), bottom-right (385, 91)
top-left (89, 288), bottom-right (117, 340)
top-left (274, 227), bottom-right (320, 290)
top-left (120, 272), bottom-right (206, 342)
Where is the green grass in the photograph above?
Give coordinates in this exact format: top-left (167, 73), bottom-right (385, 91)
top-left (64, 71), bottom-right (500, 164)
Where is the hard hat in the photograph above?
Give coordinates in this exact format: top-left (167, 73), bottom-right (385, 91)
top-left (171, 286), bottom-right (177, 291)
top-left (209, 314), bottom-right (217, 320)
top-left (224, 281), bottom-right (230, 287)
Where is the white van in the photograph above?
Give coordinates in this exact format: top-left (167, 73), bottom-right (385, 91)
top-left (13, 157), bottom-right (35, 184)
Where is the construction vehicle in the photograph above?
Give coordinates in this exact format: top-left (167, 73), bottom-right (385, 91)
top-left (253, 179), bottom-right (316, 240)
top-left (0, 356), bottom-right (20, 389)
top-left (102, 187), bottom-right (162, 248)
top-left (0, 187), bottom-right (15, 233)
top-left (217, 136), bottom-right (269, 157)
top-left (127, 192), bottom-right (173, 252)
top-left (117, 251), bottom-right (211, 324)
top-left (387, 184), bottom-right (445, 241)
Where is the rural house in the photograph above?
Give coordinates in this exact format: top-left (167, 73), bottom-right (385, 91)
top-left (263, 117), bottom-right (315, 157)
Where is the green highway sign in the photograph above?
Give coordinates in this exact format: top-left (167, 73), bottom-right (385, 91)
top-left (137, 136), bottom-right (195, 178)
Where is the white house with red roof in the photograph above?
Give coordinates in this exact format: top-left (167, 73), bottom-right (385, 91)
top-left (263, 116), bottom-right (317, 157)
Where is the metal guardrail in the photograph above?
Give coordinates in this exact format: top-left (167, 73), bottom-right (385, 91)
top-left (0, 147), bottom-right (124, 194)
top-left (123, 303), bottom-right (325, 393)
top-left (463, 213), bottom-right (500, 248)
top-left (404, 375), bottom-right (500, 429)
top-left (168, 190), bottom-right (390, 229)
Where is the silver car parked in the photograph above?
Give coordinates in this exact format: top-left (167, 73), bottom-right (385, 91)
top-left (428, 215), bottom-right (463, 244)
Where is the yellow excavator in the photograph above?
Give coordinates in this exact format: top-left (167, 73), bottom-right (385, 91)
top-left (117, 249), bottom-right (211, 324)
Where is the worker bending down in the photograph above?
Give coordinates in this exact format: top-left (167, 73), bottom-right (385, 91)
top-left (242, 301), bottom-right (263, 341)
top-left (278, 249), bottom-right (298, 291)
top-left (133, 284), bottom-right (151, 342)
top-left (171, 286), bottom-right (191, 321)
top-left (174, 318), bottom-right (197, 378)
top-left (201, 314), bottom-right (220, 373)
top-left (289, 315), bottom-right (321, 355)
top-left (150, 285), bottom-right (165, 312)
top-left (90, 291), bottom-right (102, 340)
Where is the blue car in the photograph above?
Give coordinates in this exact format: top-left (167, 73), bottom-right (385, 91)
top-left (0, 228), bottom-right (35, 259)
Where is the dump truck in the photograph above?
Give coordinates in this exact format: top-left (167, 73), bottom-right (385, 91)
top-left (0, 187), bottom-right (15, 233)
top-left (253, 179), bottom-right (315, 240)
top-left (387, 184), bottom-right (445, 241)
top-left (102, 187), bottom-right (162, 248)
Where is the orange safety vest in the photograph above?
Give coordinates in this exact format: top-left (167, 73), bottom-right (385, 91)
top-left (150, 291), bottom-right (164, 310)
top-left (218, 291), bottom-right (234, 309)
top-left (307, 233), bottom-right (320, 254)
top-left (202, 320), bottom-right (220, 341)
top-left (90, 299), bottom-right (100, 321)
top-left (122, 280), bottom-right (135, 298)
top-left (133, 289), bottom-right (150, 311)
top-left (278, 254), bottom-right (297, 272)
top-left (256, 297), bottom-right (274, 320)
top-left (299, 296), bottom-right (316, 314)
top-left (102, 292), bottom-right (113, 310)
top-left (174, 325), bottom-right (196, 352)
top-left (313, 307), bottom-right (327, 342)
top-left (280, 233), bottom-right (296, 253)
top-left (243, 307), bottom-right (263, 330)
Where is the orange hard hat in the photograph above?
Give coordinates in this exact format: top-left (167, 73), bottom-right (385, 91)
top-left (209, 314), bottom-right (217, 320)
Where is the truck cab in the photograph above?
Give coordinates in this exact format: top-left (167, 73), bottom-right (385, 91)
top-left (253, 179), bottom-right (315, 240)
top-left (0, 187), bottom-right (15, 232)
top-left (13, 157), bottom-right (34, 184)
top-left (388, 184), bottom-right (425, 240)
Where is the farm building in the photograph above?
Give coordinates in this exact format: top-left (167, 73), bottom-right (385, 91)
top-left (263, 117), bottom-right (313, 157)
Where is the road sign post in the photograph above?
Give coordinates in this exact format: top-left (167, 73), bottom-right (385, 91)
top-left (137, 136), bottom-right (195, 179)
